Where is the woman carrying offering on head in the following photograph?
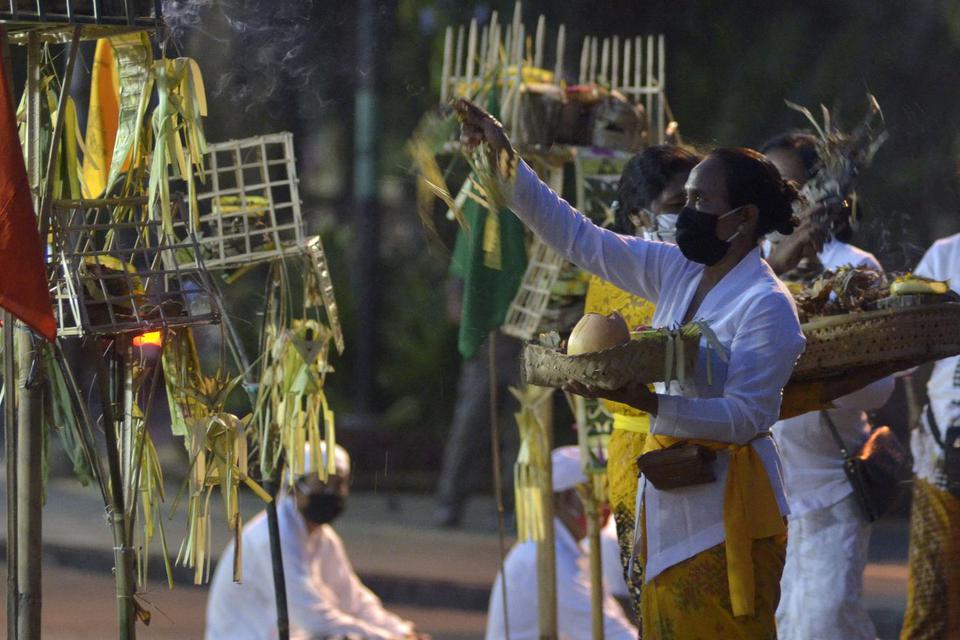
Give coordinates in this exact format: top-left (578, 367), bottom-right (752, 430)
top-left (456, 99), bottom-right (806, 639)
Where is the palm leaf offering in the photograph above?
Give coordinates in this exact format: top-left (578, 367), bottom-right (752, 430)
top-left (512, 384), bottom-right (554, 542)
top-left (785, 94), bottom-right (888, 237)
top-left (522, 324), bottom-right (702, 390)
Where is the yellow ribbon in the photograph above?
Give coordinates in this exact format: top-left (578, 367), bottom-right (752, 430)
top-left (611, 412), bottom-right (651, 433)
top-left (641, 433), bottom-right (785, 617)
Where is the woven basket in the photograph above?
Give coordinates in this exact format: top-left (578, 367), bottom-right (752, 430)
top-left (522, 329), bottom-right (700, 390)
top-left (792, 302), bottom-right (960, 382)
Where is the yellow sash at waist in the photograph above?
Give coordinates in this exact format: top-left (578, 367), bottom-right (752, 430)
top-left (612, 412), bottom-right (651, 433)
top-left (641, 432), bottom-right (785, 618)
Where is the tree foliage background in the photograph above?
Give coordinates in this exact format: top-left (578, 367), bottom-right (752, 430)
top-left (172, 0), bottom-right (960, 482)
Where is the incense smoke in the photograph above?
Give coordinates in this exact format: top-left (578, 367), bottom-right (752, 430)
top-left (162, 0), bottom-right (323, 109)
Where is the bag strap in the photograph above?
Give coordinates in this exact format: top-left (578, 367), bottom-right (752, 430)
top-left (925, 403), bottom-right (946, 451)
top-left (820, 411), bottom-right (852, 459)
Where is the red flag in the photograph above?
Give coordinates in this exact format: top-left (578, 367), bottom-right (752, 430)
top-left (0, 46), bottom-right (56, 341)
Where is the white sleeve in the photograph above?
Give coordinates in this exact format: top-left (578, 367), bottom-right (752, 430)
top-left (653, 295), bottom-right (806, 443)
top-left (324, 531), bottom-right (415, 637)
top-left (282, 533), bottom-right (407, 640)
top-left (555, 566), bottom-right (638, 640)
top-left (509, 159), bottom-right (686, 303)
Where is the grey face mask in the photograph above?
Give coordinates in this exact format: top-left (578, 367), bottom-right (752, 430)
top-left (639, 210), bottom-right (679, 243)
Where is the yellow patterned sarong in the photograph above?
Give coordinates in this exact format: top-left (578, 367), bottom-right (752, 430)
top-left (640, 534), bottom-right (786, 640)
top-left (901, 478), bottom-right (960, 640)
top-left (584, 275), bottom-right (656, 618)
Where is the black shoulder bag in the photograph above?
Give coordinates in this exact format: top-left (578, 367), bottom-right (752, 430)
top-left (822, 411), bottom-right (909, 522)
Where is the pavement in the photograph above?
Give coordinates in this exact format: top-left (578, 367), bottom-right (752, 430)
top-left (0, 475), bottom-right (912, 639)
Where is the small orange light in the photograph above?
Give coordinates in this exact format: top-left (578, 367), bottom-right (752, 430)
top-left (133, 331), bottom-right (163, 347)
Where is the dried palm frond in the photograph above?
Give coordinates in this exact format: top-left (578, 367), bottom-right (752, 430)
top-left (512, 384), bottom-right (554, 543)
top-left (785, 94), bottom-right (888, 237)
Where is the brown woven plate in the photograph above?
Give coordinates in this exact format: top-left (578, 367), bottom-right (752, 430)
top-left (521, 329), bottom-right (701, 390)
top-left (793, 302), bottom-right (960, 382)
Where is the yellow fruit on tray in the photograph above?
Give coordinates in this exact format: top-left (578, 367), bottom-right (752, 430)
top-left (567, 312), bottom-right (630, 355)
top-left (890, 275), bottom-right (949, 296)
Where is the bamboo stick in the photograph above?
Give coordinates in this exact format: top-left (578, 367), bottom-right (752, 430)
top-left (600, 38), bottom-right (609, 87)
top-left (634, 36), bottom-right (641, 103)
top-left (658, 34), bottom-right (666, 144)
top-left (534, 14), bottom-right (545, 69)
top-left (501, 25), bottom-right (513, 106)
top-left (479, 25), bottom-right (489, 80)
top-left (589, 37), bottom-right (598, 84)
top-left (454, 25), bottom-right (465, 97)
top-left (579, 35), bottom-right (589, 84)
top-left (646, 35), bottom-right (654, 129)
top-left (622, 38), bottom-right (631, 94)
top-left (465, 19), bottom-right (477, 99)
top-left (512, 23), bottom-right (524, 139)
top-left (487, 11), bottom-right (500, 74)
top-left (441, 27), bottom-right (453, 102)
top-left (611, 36), bottom-right (619, 92)
top-left (555, 24), bottom-right (565, 83)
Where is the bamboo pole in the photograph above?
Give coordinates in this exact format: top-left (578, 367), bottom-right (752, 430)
top-left (489, 332), bottom-right (511, 639)
top-left (535, 385), bottom-right (557, 640)
top-left (573, 396), bottom-right (604, 640)
top-left (3, 24), bottom-right (18, 640)
top-left (92, 341), bottom-right (136, 639)
top-left (4, 310), bottom-right (18, 639)
top-left (16, 31), bottom-right (44, 640)
top-left (586, 479), bottom-right (604, 640)
top-left (479, 26), bottom-right (489, 81)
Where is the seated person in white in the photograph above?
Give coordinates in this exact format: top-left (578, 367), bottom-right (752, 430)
top-left (206, 444), bottom-right (422, 640)
top-left (485, 446), bottom-right (638, 640)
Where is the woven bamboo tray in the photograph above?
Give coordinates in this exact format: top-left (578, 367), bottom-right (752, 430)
top-left (792, 302), bottom-right (960, 382)
top-left (522, 329), bottom-right (700, 390)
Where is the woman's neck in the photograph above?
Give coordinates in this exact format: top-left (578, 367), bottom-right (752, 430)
top-left (702, 242), bottom-right (755, 287)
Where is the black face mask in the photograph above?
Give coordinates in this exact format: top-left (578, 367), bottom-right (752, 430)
top-left (299, 493), bottom-right (346, 525)
top-left (675, 206), bottom-right (742, 266)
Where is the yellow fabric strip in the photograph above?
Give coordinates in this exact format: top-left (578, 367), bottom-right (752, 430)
top-left (641, 433), bottom-right (786, 617)
top-left (82, 38), bottom-right (119, 198)
top-left (612, 412), bottom-right (651, 433)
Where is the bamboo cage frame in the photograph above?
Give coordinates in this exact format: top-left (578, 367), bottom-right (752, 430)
top-left (170, 132), bottom-right (307, 271)
top-left (50, 198), bottom-right (221, 336)
top-left (440, 2), bottom-right (668, 146)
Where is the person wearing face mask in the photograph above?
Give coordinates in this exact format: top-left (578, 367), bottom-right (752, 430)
top-left (761, 132), bottom-right (894, 640)
top-left (582, 144), bottom-right (701, 622)
top-left (457, 97), bottom-right (806, 639)
top-left (205, 444), bottom-right (422, 640)
top-left (485, 446), bottom-right (638, 640)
